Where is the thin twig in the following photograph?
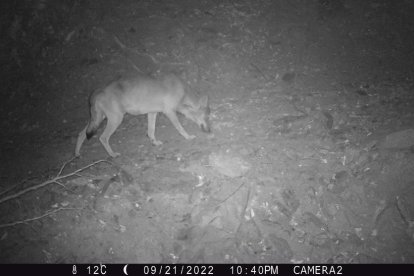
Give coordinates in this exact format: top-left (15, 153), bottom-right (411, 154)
top-left (250, 63), bottom-right (268, 81)
top-left (52, 180), bottom-right (66, 189)
top-left (136, 50), bottom-right (158, 64)
top-left (57, 156), bottom-right (77, 177)
top-left (114, 35), bottom-right (159, 64)
top-left (0, 159), bottom-right (109, 205)
top-left (113, 35), bottom-right (127, 49)
top-left (0, 207), bottom-right (80, 228)
top-left (217, 181), bottom-right (246, 205)
top-left (114, 36), bottom-right (145, 72)
top-left (235, 185), bottom-right (251, 234)
top-left (127, 60), bottom-right (143, 73)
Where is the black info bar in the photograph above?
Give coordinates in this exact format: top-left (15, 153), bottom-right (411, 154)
top-left (0, 264), bottom-right (411, 276)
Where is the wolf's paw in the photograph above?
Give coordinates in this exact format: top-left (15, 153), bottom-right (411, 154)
top-left (151, 139), bottom-right (163, 146)
top-left (110, 152), bottom-right (121, 158)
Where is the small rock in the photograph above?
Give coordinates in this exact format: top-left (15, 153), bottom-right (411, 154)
top-left (209, 152), bottom-right (250, 178)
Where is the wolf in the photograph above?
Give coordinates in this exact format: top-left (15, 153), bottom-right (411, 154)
top-left (75, 74), bottom-right (211, 157)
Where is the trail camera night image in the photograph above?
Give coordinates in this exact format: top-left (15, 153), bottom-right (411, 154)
top-left (1, 0), bottom-right (414, 266)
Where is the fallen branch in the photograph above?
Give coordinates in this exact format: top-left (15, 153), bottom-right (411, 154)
top-left (0, 207), bottom-right (80, 228)
top-left (0, 176), bottom-right (38, 197)
top-left (0, 159), bottom-right (109, 205)
top-left (235, 184), bottom-right (251, 234)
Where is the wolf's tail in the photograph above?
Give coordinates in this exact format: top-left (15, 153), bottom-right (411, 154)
top-left (86, 95), bottom-right (104, 139)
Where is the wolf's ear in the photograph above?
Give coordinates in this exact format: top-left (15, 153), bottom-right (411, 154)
top-left (199, 95), bottom-right (209, 107)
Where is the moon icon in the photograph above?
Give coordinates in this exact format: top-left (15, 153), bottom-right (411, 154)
top-left (123, 264), bottom-right (128, 275)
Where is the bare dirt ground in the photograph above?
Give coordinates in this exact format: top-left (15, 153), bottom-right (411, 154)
top-left (1, 0), bottom-right (414, 263)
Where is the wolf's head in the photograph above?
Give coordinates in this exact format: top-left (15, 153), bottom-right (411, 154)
top-left (180, 95), bottom-right (211, 133)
